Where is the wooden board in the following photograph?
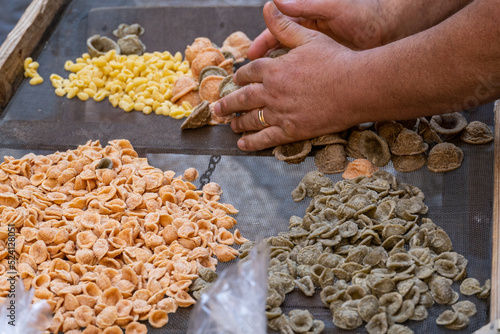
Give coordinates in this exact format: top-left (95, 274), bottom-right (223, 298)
top-left (0, 0), bottom-right (66, 109)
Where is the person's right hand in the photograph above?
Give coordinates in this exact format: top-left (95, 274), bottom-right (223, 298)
top-left (248, 0), bottom-right (388, 60)
top-left (214, 2), bottom-right (366, 152)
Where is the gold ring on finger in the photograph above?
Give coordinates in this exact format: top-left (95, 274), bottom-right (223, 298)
top-left (258, 108), bottom-right (270, 128)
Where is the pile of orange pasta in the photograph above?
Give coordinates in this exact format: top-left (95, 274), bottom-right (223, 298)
top-left (0, 139), bottom-right (246, 333)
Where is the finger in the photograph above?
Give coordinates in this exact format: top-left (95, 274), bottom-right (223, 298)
top-left (274, 0), bottom-right (333, 20)
top-left (263, 1), bottom-right (320, 49)
top-left (247, 29), bottom-right (280, 60)
top-left (233, 57), bottom-right (271, 86)
top-left (230, 108), bottom-right (275, 133)
top-left (237, 126), bottom-right (291, 151)
top-left (214, 83), bottom-right (267, 117)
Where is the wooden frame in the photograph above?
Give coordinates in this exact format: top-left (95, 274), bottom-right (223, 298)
top-left (492, 100), bottom-right (500, 320)
top-left (0, 0), bottom-right (66, 109)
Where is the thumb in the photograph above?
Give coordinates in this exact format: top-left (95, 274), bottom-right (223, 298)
top-left (263, 1), bottom-right (319, 49)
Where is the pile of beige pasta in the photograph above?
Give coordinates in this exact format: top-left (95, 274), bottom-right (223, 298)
top-left (274, 113), bottom-right (494, 174)
top-left (240, 171), bottom-right (489, 333)
top-left (0, 139), bottom-right (247, 333)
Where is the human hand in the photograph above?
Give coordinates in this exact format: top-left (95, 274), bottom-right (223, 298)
top-left (248, 0), bottom-right (471, 60)
top-left (247, 0), bottom-right (387, 60)
top-left (214, 2), bottom-right (363, 151)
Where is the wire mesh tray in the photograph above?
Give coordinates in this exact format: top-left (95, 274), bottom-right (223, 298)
top-left (0, 129), bottom-right (493, 333)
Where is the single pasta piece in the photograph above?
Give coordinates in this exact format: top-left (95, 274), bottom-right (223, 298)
top-left (342, 158), bottom-right (379, 179)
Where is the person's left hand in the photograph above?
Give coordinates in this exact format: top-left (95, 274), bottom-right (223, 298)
top-left (214, 2), bottom-right (363, 151)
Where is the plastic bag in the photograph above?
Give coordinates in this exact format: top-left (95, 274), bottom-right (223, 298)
top-left (0, 278), bottom-right (52, 334)
top-left (187, 240), bottom-right (269, 334)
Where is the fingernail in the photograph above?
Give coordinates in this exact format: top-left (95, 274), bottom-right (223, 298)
top-left (237, 138), bottom-right (247, 150)
top-left (214, 102), bottom-right (221, 116)
top-left (267, 1), bottom-right (281, 17)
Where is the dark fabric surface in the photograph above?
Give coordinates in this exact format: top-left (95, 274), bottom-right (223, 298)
top-left (0, 0), bottom-right (269, 155)
top-left (0, 0), bottom-right (32, 45)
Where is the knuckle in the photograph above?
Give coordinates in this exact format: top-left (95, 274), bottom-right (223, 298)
top-left (281, 119), bottom-right (298, 135)
top-left (277, 19), bottom-right (297, 39)
top-left (244, 140), bottom-right (259, 151)
top-left (260, 129), bottom-right (282, 148)
top-left (236, 59), bottom-right (265, 84)
top-left (250, 58), bottom-right (265, 74)
top-left (230, 118), bottom-right (240, 132)
top-left (236, 88), bottom-right (248, 106)
top-left (237, 86), bottom-right (256, 107)
top-left (231, 116), bottom-right (245, 133)
top-left (218, 98), bottom-right (229, 113)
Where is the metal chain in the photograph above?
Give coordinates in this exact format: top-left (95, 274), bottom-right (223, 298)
top-left (199, 155), bottom-right (221, 188)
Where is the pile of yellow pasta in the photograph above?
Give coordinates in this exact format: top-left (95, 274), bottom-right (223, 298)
top-left (49, 50), bottom-right (194, 119)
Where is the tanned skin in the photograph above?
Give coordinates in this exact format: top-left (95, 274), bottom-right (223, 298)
top-left (214, 0), bottom-right (497, 152)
